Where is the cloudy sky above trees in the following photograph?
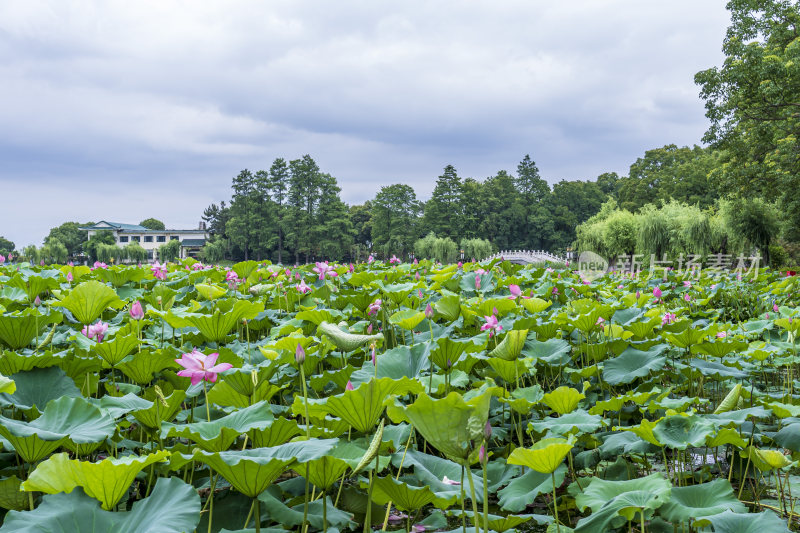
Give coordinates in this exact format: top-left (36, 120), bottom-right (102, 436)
top-left (0, 1), bottom-right (730, 247)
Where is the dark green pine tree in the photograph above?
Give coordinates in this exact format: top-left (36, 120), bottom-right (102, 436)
top-left (226, 169), bottom-right (256, 260)
top-left (422, 165), bottom-right (462, 240)
top-left (514, 155), bottom-right (550, 249)
top-left (287, 155), bottom-right (322, 264)
top-left (269, 158), bottom-right (290, 264)
top-left (315, 173), bottom-right (354, 261)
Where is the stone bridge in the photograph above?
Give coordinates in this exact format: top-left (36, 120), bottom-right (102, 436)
top-left (486, 249), bottom-right (567, 265)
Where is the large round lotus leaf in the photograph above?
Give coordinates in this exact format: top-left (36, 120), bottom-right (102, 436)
top-left (658, 478), bottom-right (745, 523)
top-left (193, 438), bottom-right (338, 497)
top-left (507, 438), bottom-right (573, 474)
top-left (488, 329), bottom-right (529, 361)
top-left (22, 451), bottom-right (170, 510)
top-left (162, 401), bottom-right (273, 452)
top-left (652, 415), bottom-right (714, 450)
top-left (349, 343), bottom-right (430, 384)
top-left (0, 310), bottom-right (63, 350)
top-left (388, 389), bottom-right (495, 465)
top-left (529, 409), bottom-right (605, 437)
top-left (391, 450), bottom-right (490, 503)
top-left (602, 344), bottom-right (668, 385)
top-left (747, 446), bottom-right (793, 472)
top-left (542, 386), bottom-right (584, 415)
top-left (388, 309), bottom-right (426, 331)
top-left (57, 280), bottom-right (123, 325)
top-left (0, 366), bottom-right (80, 411)
top-left (574, 473), bottom-right (671, 533)
top-left (10, 396), bottom-right (116, 445)
top-left (707, 510), bottom-right (791, 533)
top-left (1, 476), bottom-right (200, 533)
top-left (499, 464), bottom-right (567, 512)
top-left (369, 476), bottom-right (441, 512)
top-left (522, 338), bottom-right (571, 365)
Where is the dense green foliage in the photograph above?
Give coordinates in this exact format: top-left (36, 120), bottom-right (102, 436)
top-left (139, 218), bottom-right (166, 230)
top-left (0, 256), bottom-right (798, 532)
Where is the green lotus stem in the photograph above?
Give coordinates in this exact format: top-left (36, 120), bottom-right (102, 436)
top-left (299, 363), bottom-right (311, 531)
top-left (481, 457), bottom-right (489, 533)
top-left (203, 382), bottom-right (211, 422)
top-left (551, 471), bottom-right (560, 532)
top-left (382, 428), bottom-right (414, 531)
top-left (322, 489), bottom-right (327, 533)
top-left (465, 465), bottom-right (480, 533)
top-left (738, 451), bottom-right (751, 499)
top-left (461, 466), bottom-right (467, 533)
top-left (364, 454), bottom-right (379, 533)
top-left (640, 509), bottom-right (646, 533)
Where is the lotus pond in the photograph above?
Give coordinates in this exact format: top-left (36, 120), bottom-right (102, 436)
top-left (0, 258), bottom-right (798, 533)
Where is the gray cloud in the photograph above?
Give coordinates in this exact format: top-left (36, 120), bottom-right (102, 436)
top-left (0, 0), bottom-right (730, 247)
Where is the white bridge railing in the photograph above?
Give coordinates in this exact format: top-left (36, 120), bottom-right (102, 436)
top-left (486, 249), bottom-right (567, 264)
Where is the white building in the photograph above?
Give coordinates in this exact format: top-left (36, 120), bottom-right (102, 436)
top-left (80, 221), bottom-right (208, 260)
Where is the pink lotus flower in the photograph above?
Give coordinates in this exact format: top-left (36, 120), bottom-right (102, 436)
top-left (151, 261), bottom-right (167, 280)
top-left (349, 263), bottom-right (355, 273)
top-left (346, 380), bottom-right (354, 391)
top-left (653, 287), bottom-right (662, 299)
top-left (82, 321), bottom-right (109, 342)
top-left (368, 299), bottom-right (382, 316)
top-left (716, 331), bottom-right (727, 338)
top-left (425, 303), bottom-right (434, 319)
top-left (0, 254), bottom-right (4, 264)
top-left (296, 280), bottom-right (312, 294)
top-left (129, 301), bottom-right (144, 320)
top-left (368, 255), bottom-right (374, 263)
top-left (415, 271), bottom-right (420, 280)
top-left (774, 303), bottom-right (779, 313)
top-left (662, 312), bottom-right (676, 325)
top-left (442, 476), bottom-right (460, 486)
top-left (546, 267), bottom-right (554, 273)
top-left (684, 293), bottom-right (691, 302)
top-left (481, 314), bottom-right (502, 337)
top-left (413, 258), bottom-right (418, 265)
top-left (552, 287), bottom-right (559, 295)
top-left (389, 255), bottom-right (401, 264)
top-left (225, 270), bottom-right (239, 283)
top-left (617, 284), bottom-right (624, 289)
top-left (509, 284), bottom-right (522, 298)
top-left (417, 289), bottom-right (423, 299)
top-left (475, 275), bottom-right (481, 290)
top-left (596, 316), bottom-right (605, 327)
top-left (295, 272), bottom-right (301, 280)
top-left (313, 261), bottom-right (338, 280)
top-left (175, 349), bottom-right (232, 385)
top-left (93, 261), bottom-right (108, 270)
top-left (457, 261), bottom-right (463, 268)
top-left (66, 272), bottom-right (73, 282)
top-left (683, 281), bottom-right (692, 288)
top-left (295, 344), bottom-right (305, 364)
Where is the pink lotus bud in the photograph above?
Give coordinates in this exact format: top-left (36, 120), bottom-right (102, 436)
top-left (478, 445), bottom-right (486, 464)
top-left (367, 323), bottom-right (373, 334)
top-left (475, 275), bottom-right (481, 290)
top-left (129, 300), bottom-right (144, 320)
top-left (346, 380), bottom-right (354, 391)
top-left (295, 344), bottom-right (305, 364)
top-left (418, 289), bottom-right (423, 299)
top-left (457, 262), bottom-right (462, 268)
top-left (484, 421), bottom-right (492, 439)
top-left (415, 272), bottom-right (420, 280)
top-left (371, 345), bottom-right (377, 366)
top-left (774, 304), bottom-right (779, 313)
top-left (509, 284), bottom-right (521, 297)
top-left (653, 287), bottom-right (662, 298)
top-left (425, 303), bottom-right (433, 319)
top-left (636, 290), bottom-right (640, 299)
top-left (66, 272), bottom-right (73, 282)
top-left (492, 307), bottom-right (498, 316)
top-left (33, 296), bottom-right (41, 307)
top-left (684, 293), bottom-right (691, 302)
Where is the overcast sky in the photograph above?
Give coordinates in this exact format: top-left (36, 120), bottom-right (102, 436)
top-left (0, 1), bottom-right (730, 248)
